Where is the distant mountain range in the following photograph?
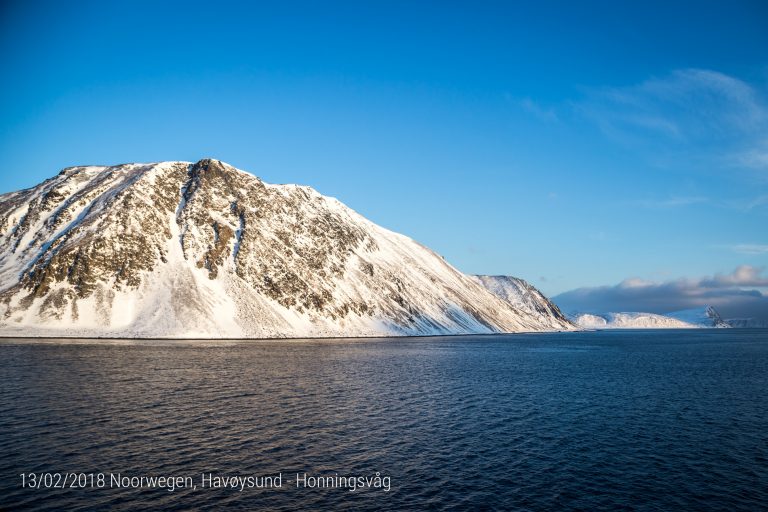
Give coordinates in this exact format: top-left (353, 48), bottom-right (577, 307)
top-left (570, 305), bottom-right (733, 329)
top-left (0, 159), bottom-right (573, 338)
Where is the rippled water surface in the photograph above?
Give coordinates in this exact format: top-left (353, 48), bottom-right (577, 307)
top-left (1, 330), bottom-right (767, 511)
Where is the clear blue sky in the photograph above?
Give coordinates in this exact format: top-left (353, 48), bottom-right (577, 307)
top-left (1, 0), bottom-right (767, 300)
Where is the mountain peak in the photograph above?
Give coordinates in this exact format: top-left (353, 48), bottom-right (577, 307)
top-left (191, 158), bottom-right (225, 171)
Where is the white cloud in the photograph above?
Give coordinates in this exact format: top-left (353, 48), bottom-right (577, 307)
top-left (554, 265), bottom-right (768, 320)
top-left (704, 265), bottom-right (768, 287)
top-left (620, 277), bottom-right (654, 288)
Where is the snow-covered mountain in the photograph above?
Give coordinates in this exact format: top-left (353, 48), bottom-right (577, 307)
top-left (667, 306), bottom-right (730, 328)
top-left (471, 275), bottom-right (571, 328)
top-left (0, 159), bottom-right (574, 338)
top-left (570, 306), bottom-right (730, 329)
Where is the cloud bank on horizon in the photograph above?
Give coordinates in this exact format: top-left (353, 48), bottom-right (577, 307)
top-left (554, 265), bottom-right (768, 321)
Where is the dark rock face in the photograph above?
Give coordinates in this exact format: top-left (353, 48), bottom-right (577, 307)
top-left (704, 306), bottom-right (730, 328)
top-left (0, 159), bottom-right (574, 337)
top-left (176, 159), bottom-right (376, 318)
top-left (2, 163), bottom-right (188, 321)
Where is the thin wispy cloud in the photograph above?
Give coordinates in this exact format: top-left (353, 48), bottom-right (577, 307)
top-left (588, 231), bottom-right (607, 241)
top-left (575, 68), bottom-right (768, 172)
top-left (726, 194), bottom-right (768, 212)
top-left (634, 196), bottom-right (709, 209)
top-left (730, 244), bottom-right (768, 255)
top-left (554, 265), bottom-right (768, 321)
top-left (516, 97), bottom-right (560, 123)
top-left (735, 141), bottom-right (768, 171)
top-left (635, 193), bottom-right (768, 212)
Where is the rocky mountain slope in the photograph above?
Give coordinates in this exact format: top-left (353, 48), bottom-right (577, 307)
top-left (0, 159), bottom-right (574, 338)
top-left (471, 275), bottom-right (571, 327)
top-left (667, 306), bottom-right (730, 328)
top-left (571, 306), bottom-right (730, 329)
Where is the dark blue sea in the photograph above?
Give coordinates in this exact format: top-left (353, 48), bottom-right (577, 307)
top-left (1, 330), bottom-right (767, 511)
